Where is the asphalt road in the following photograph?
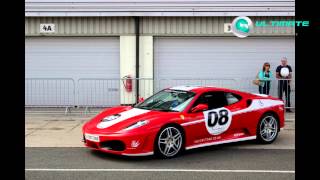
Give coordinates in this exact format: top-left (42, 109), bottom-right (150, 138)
top-left (25, 143), bottom-right (294, 180)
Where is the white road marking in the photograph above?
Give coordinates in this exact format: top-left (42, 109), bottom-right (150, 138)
top-left (25, 168), bottom-right (294, 173)
top-left (285, 118), bottom-right (295, 121)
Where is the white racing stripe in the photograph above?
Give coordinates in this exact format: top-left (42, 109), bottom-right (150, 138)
top-left (181, 99), bottom-right (283, 127)
top-left (169, 85), bottom-right (200, 91)
top-left (181, 119), bottom-right (204, 126)
top-left (97, 108), bottom-right (150, 129)
top-left (232, 99), bottom-right (283, 115)
top-left (186, 136), bottom-right (257, 150)
top-left (122, 152), bottom-right (154, 156)
top-left (252, 93), bottom-right (269, 97)
top-left (25, 168), bottom-right (294, 173)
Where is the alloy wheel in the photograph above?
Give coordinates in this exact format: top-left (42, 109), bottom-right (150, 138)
top-left (157, 126), bottom-right (183, 157)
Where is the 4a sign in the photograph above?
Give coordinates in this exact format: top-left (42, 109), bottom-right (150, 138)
top-left (40, 24), bottom-right (55, 33)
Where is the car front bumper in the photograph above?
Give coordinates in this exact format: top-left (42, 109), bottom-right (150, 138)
top-left (82, 129), bottom-right (157, 156)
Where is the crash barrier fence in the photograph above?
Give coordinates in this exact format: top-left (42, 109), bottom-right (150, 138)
top-left (25, 78), bottom-right (76, 107)
top-left (25, 78), bottom-right (294, 114)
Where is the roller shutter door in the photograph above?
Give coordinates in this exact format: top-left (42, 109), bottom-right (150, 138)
top-left (154, 37), bottom-right (295, 98)
top-left (25, 37), bottom-right (120, 106)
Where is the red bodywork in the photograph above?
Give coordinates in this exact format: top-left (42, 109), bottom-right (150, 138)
top-left (82, 86), bottom-right (285, 156)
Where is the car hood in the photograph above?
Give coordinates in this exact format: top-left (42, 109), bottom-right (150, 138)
top-left (83, 106), bottom-right (179, 134)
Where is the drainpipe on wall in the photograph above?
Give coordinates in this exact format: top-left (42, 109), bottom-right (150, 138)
top-left (135, 17), bottom-right (140, 104)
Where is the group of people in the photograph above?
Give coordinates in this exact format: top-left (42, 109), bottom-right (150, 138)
top-left (255, 57), bottom-right (293, 112)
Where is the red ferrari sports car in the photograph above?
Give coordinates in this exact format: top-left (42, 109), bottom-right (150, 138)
top-left (82, 86), bottom-right (285, 158)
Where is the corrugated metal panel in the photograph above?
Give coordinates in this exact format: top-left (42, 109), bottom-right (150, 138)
top-left (25, 37), bottom-right (120, 106)
top-left (26, 16), bottom-right (294, 36)
top-left (154, 37), bottom-right (295, 79)
top-left (141, 16), bottom-right (295, 36)
top-left (154, 37), bottom-right (295, 98)
top-left (25, 0), bottom-right (295, 17)
top-left (25, 17), bottom-right (135, 36)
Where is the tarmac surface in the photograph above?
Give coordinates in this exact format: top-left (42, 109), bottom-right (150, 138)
top-left (25, 148), bottom-right (294, 180)
top-left (25, 110), bottom-right (295, 180)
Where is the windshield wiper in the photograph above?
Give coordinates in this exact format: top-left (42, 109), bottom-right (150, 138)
top-left (152, 108), bottom-right (179, 112)
top-left (136, 106), bottom-right (151, 110)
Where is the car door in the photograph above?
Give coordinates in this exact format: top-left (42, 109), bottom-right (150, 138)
top-left (222, 92), bottom-right (247, 139)
top-left (183, 91), bottom-right (230, 146)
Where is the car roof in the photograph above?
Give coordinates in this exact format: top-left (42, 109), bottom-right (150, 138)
top-left (168, 85), bottom-right (242, 94)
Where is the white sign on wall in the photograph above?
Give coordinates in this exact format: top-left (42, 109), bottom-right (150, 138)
top-left (224, 23), bottom-right (232, 33)
top-left (40, 24), bottom-right (55, 33)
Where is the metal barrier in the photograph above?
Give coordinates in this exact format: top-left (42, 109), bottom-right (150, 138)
top-left (77, 78), bottom-right (121, 107)
top-left (236, 78), bottom-right (295, 109)
top-left (76, 78), bottom-right (238, 107)
top-left (155, 78), bottom-right (238, 91)
top-left (277, 79), bottom-right (295, 110)
top-left (25, 78), bottom-right (76, 107)
top-left (25, 78), bottom-right (295, 112)
top-left (76, 78), bottom-right (155, 107)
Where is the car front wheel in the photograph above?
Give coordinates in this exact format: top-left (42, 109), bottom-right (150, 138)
top-left (155, 126), bottom-right (184, 158)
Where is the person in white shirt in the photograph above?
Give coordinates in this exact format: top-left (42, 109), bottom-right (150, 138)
top-left (276, 57), bottom-right (293, 112)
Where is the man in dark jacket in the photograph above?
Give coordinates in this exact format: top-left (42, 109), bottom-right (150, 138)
top-left (276, 57), bottom-right (293, 112)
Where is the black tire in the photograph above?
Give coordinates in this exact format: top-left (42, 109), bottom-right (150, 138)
top-left (256, 113), bottom-right (279, 144)
top-left (154, 125), bottom-right (185, 158)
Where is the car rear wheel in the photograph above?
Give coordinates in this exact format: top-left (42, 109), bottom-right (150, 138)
top-left (155, 126), bottom-right (184, 158)
top-left (256, 113), bottom-right (279, 144)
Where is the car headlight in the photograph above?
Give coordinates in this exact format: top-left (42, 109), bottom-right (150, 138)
top-left (124, 120), bottom-right (149, 131)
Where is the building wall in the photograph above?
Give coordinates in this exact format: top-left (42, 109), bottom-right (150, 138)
top-left (25, 17), bottom-right (135, 36)
top-left (140, 16), bottom-right (295, 36)
top-left (25, 16), bottom-right (295, 105)
top-left (139, 36), bottom-right (154, 99)
top-left (25, 16), bottom-right (295, 37)
top-left (25, 0), bottom-right (295, 17)
top-left (120, 36), bottom-right (137, 104)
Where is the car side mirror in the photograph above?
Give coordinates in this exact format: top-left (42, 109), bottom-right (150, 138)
top-left (191, 104), bottom-right (208, 113)
top-left (138, 97), bottom-right (145, 103)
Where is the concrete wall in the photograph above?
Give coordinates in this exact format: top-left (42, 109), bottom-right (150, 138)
top-left (139, 36), bottom-right (154, 99)
top-left (120, 36), bottom-right (136, 104)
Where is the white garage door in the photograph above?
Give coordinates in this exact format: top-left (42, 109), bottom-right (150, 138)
top-left (25, 37), bottom-right (120, 106)
top-left (154, 37), bottom-right (295, 98)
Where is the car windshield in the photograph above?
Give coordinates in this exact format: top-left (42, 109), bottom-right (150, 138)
top-left (134, 89), bottom-right (196, 112)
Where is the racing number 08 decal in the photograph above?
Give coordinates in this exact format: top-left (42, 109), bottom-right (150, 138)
top-left (203, 107), bottom-right (232, 135)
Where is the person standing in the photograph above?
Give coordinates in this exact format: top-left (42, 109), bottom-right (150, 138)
top-left (276, 57), bottom-right (293, 112)
top-left (258, 62), bottom-right (273, 95)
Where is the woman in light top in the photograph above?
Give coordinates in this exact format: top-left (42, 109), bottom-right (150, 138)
top-left (258, 62), bottom-right (273, 95)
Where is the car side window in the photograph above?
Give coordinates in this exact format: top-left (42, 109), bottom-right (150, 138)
top-left (225, 92), bottom-right (242, 105)
top-left (192, 91), bottom-right (228, 111)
